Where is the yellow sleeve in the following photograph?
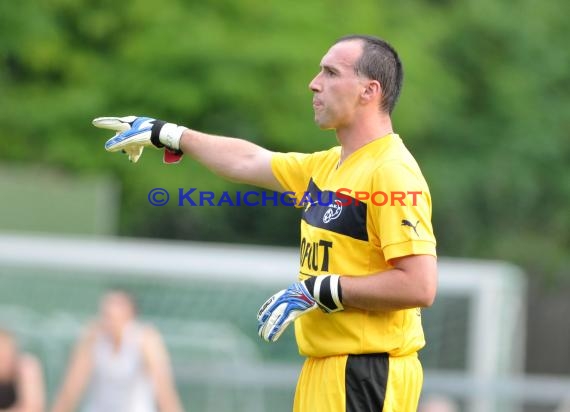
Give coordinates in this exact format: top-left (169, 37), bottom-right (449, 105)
top-left (370, 161), bottom-right (437, 263)
top-left (271, 152), bottom-right (318, 205)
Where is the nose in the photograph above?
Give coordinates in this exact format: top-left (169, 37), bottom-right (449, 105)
top-left (309, 72), bottom-right (322, 93)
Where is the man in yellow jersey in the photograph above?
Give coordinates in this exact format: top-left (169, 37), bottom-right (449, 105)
top-left (94, 34), bottom-right (437, 412)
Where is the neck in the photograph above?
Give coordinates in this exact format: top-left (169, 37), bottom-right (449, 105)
top-left (105, 320), bottom-right (132, 344)
top-left (336, 112), bottom-right (393, 164)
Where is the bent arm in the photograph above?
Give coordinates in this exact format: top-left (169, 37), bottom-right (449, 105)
top-left (50, 327), bottom-right (96, 412)
top-left (179, 130), bottom-right (283, 191)
top-left (340, 254), bottom-right (437, 311)
top-left (142, 327), bottom-right (184, 412)
top-left (12, 355), bottom-right (45, 412)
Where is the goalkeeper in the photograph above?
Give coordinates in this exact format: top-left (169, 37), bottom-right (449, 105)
top-left (94, 35), bottom-right (437, 412)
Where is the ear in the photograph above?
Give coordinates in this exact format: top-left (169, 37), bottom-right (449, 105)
top-left (361, 80), bottom-right (381, 104)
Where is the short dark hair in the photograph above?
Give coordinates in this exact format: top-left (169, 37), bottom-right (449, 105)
top-left (335, 34), bottom-right (404, 114)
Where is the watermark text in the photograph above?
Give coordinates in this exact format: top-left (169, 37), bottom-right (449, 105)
top-left (148, 188), bottom-right (422, 207)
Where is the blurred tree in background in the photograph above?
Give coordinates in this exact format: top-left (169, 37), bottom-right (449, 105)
top-left (1, 0), bottom-right (569, 281)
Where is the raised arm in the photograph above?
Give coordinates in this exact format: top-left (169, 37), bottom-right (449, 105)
top-left (178, 129), bottom-right (282, 191)
top-left (50, 326), bottom-right (96, 412)
top-left (93, 116), bottom-right (284, 192)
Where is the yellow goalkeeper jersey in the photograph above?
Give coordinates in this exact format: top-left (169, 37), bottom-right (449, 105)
top-left (271, 133), bottom-right (437, 358)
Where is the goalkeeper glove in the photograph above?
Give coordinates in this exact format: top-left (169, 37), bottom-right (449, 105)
top-left (257, 275), bottom-right (344, 342)
top-left (92, 116), bottom-right (188, 164)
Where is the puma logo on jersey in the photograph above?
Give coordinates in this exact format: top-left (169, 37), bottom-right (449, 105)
top-left (323, 200), bottom-right (343, 224)
top-left (401, 219), bottom-right (420, 236)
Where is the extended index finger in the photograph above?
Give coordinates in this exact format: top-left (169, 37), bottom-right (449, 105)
top-left (92, 116), bottom-right (137, 132)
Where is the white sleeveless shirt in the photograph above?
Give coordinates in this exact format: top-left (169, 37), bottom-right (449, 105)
top-left (83, 322), bottom-right (157, 412)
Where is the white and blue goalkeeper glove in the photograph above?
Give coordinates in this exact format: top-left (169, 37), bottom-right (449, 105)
top-left (257, 275), bottom-right (344, 342)
top-left (92, 116), bottom-right (188, 164)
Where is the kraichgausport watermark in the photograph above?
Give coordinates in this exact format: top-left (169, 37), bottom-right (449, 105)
top-left (148, 188), bottom-right (423, 207)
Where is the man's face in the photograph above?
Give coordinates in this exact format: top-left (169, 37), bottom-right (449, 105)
top-left (309, 40), bottom-right (367, 130)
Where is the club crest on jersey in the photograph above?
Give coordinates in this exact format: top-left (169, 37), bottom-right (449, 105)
top-left (323, 200), bottom-right (343, 224)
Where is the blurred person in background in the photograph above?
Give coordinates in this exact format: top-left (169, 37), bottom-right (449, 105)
top-left (50, 290), bottom-right (183, 412)
top-left (418, 395), bottom-right (459, 412)
top-left (0, 329), bottom-right (45, 412)
top-left (555, 397), bottom-right (570, 412)
top-left (94, 34), bottom-right (437, 412)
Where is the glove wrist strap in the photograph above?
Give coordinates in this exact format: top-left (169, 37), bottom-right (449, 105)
top-left (150, 120), bottom-right (187, 151)
top-left (150, 120), bottom-right (166, 148)
top-left (304, 275), bottom-right (344, 313)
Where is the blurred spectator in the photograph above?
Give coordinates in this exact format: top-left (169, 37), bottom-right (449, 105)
top-left (51, 290), bottom-right (183, 412)
top-left (0, 328), bottom-right (45, 412)
top-left (418, 394), bottom-right (459, 412)
top-left (555, 397), bottom-right (570, 412)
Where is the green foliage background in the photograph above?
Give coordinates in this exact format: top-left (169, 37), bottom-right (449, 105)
top-left (1, 0), bottom-right (569, 281)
